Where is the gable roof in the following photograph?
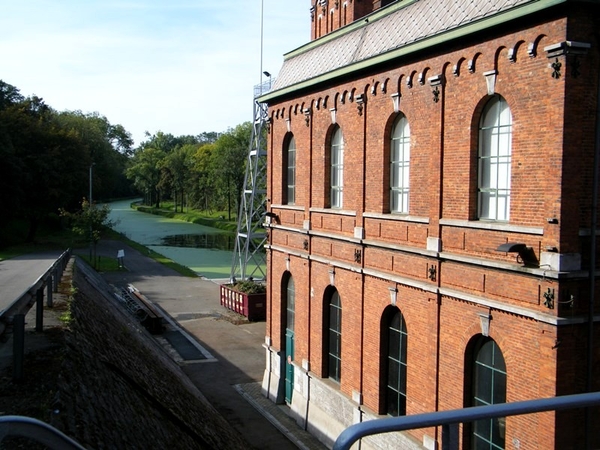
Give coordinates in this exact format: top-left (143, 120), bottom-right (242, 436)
top-left (261, 0), bottom-right (567, 102)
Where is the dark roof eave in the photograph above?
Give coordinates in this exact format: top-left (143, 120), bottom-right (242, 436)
top-left (257, 0), bottom-right (567, 104)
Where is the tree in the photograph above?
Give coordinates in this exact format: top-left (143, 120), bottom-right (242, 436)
top-left (55, 111), bottom-right (133, 201)
top-left (188, 143), bottom-right (215, 211)
top-left (159, 144), bottom-right (197, 212)
top-left (60, 198), bottom-right (116, 269)
top-left (126, 147), bottom-right (166, 207)
top-left (0, 80), bottom-right (135, 246)
top-left (210, 122), bottom-right (252, 220)
top-left (0, 82), bottom-right (25, 229)
top-left (0, 80), bottom-right (24, 110)
top-left (0, 94), bottom-right (92, 241)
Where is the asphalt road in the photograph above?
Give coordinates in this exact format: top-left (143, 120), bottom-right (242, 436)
top-left (0, 251), bottom-right (62, 314)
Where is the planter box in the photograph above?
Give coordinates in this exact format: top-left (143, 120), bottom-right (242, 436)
top-left (219, 284), bottom-right (266, 321)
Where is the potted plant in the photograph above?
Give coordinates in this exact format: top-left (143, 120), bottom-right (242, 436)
top-left (220, 280), bottom-right (266, 321)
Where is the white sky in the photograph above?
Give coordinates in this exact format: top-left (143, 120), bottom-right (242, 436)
top-left (0, 1), bottom-right (309, 146)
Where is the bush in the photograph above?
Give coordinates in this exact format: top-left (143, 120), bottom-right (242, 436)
top-left (231, 280), bottom-right (266, 295)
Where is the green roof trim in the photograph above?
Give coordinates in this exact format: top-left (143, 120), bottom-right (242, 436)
top-left (258, 0), bottom-right (567, 104)
top-left (282, 0), bottom-right (421, 61)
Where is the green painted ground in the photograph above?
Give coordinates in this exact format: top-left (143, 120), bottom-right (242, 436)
top-left (107, 199), bottom-right (264, 280)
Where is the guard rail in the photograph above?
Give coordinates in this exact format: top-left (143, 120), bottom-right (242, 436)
top-left (333, 391), bottom-right (600, 450)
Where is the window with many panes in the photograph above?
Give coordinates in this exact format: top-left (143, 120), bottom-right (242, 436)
top-left (478, 96), bottom-right (512, 221)
top-left (383, 307), bottom-right (407, 416)
top-left (330, 126), bottom-right (344, 208)
top-left (326, 289), bottom-right (342, 382)
top-left (284, 135), bottom-right (296, 205)
top-left (472, 337), bottom-right (507, 450)
top-left (390, 114), bottom-right (410, 214)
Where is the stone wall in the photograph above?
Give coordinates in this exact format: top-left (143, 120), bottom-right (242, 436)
top-left (54, 259), bottom-right (247, 450)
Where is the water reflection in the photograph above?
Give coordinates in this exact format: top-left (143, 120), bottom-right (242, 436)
top-left (161, 233), bottom-right (235, 251)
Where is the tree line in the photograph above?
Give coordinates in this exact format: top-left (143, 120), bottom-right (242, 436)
top-left (0, 79), bottom-right (252, 246)
top-left (126, 122), bottom-right (251, 220)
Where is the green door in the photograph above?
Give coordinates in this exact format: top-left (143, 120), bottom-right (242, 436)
top-left (285, 328), bottom-right (295, 403)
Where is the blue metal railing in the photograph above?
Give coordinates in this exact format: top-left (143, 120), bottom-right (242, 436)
top-left (333, 391), bottom-right (600, 450)
top-left (0, 416), bottom-right (86, 450)
top-left (254, 78), bottom-right (276, 98)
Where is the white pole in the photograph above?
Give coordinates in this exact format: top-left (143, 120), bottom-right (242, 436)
top-left (260, 0), bottom-right (264, 84)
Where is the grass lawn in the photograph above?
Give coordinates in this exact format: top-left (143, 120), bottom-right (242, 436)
top-left (133, 201), bottom-right (239, 233)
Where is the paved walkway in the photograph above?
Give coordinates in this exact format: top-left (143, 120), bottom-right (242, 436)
top-left (95, 240), bottom-right (326, 450)
top-left (0, 243), bottom-right (326, 449)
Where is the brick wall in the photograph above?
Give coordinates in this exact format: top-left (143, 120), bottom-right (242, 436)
top-left (264, 4), bottom-right (600, 449)
top-left (310, 0), bottom-right (375, 41)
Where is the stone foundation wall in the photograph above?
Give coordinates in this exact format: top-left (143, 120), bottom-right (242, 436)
top-left (53, 259), bottom-right (247, 450)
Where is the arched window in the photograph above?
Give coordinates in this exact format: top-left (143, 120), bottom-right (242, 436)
top-left (286, 276), bottom-right (295, 332)
top-left (472, 337), bottom-right (507, 449)
top-left (381, 307), bottom-right (407, 416)
top-left (330, 10), bottom-right (334, 32)
top-left (324, 288), bottom-right (342, 382)
top-left (478, 96), bottom-right (512, 221)
top-left (390, 114), bottom-right (410, 214)
top-left (284, 135), bottom-right (296, 205)
top-left (330, 126), bottom-right (344, 208)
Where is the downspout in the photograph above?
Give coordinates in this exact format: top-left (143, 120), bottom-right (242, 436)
top-left (307, 104), bottom-right (314, 367)
top-left (433, 73), bottom-right (446, 445)
top-left (585, 45), bottom-right (600, 450)
top-left (305, 102), bottom-right (315, 429)
top-left (268, 107), bottom-right (274, 345)
top-left (264, 106), bottom-right (275, 398)
top-left (359, 93), bottom-right (368, 431)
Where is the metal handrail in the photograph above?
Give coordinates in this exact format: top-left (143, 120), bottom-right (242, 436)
top-left (0, 248), bottom-right (72, 334)
top-left (0, 248), bottom-right (72, 380)
top-left (333, 391), bottom-right (600, 450)
top-left (254, 78), bottom-right (276, 98)
top-left (0, 416), bottom-right (86, 450)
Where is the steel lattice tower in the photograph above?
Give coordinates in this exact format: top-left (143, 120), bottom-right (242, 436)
top-left (230, 81), bottom-right (271, 282)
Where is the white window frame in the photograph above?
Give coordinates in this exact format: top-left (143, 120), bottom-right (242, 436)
top-left (390, 115), bottom-right (410, 214)
top-left (330, 127), bottom-right (344, 208)
top-left (286, 136), bottom-right (296, 205)
top-left (478, 96), bottom-right (512, 221)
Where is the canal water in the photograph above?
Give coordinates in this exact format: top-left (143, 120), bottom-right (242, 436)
top-left (107, 199), bottom-right (235, 280)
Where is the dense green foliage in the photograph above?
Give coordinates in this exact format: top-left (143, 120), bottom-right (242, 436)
top-left (0, 78), bottom-right (254, 248)
top-left (127, 124), bottom-right (252, 220)
top-left (0, 80), bottom-right (134, 245)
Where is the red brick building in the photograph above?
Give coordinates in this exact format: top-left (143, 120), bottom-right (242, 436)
top-left (259, 1), bottom-right (600, 448)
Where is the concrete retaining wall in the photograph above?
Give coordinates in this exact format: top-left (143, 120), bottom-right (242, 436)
top-left (53, 259), bottom-right (247, 449)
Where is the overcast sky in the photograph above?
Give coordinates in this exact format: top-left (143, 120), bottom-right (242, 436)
top-left (1, 1), bottom-right (309, 146)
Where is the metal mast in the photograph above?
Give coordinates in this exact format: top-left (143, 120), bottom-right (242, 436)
top-left (230, 0), bottom-right (272, 282)
top-left (230, 87), bottom-right (270, 282)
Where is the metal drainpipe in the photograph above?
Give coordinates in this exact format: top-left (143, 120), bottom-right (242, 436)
top-left (586, 47), bottom-right (600, 450)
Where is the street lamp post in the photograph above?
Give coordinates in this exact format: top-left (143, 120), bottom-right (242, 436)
top-left (89, 163), bottom-right (93, 204)
top-left (89, 163), bottom-right (94, 263)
